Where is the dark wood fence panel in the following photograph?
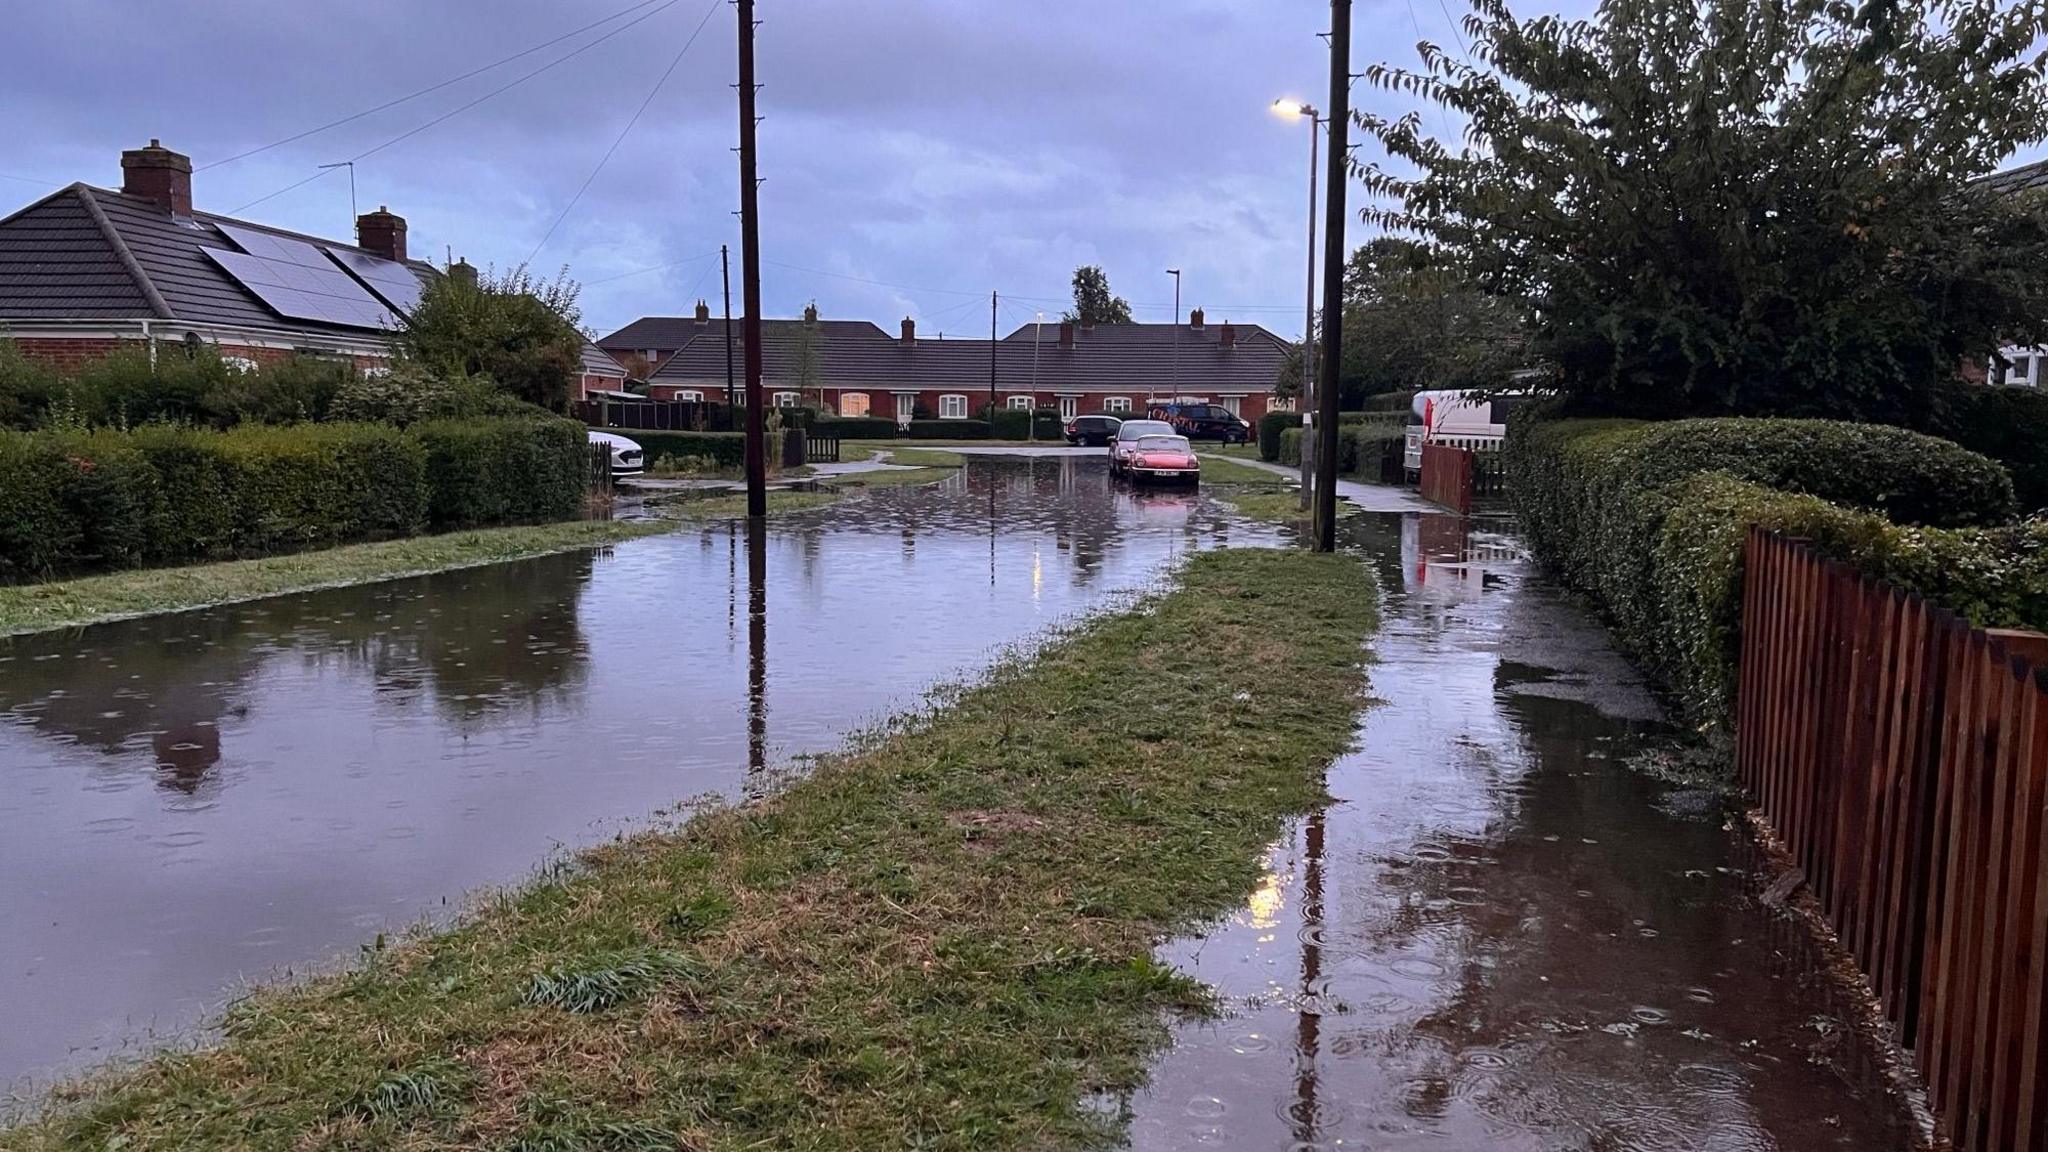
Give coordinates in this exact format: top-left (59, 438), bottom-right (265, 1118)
top-left (1418, 443), bottom-right (1473, 513)
top-left (1737, 527), bottom-right (2048, 1152)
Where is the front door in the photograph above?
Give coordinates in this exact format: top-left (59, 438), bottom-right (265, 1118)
top-left (895, 393), bottom-right (916, 427)
top-left (1058, 396), bottom-right (1078, 421)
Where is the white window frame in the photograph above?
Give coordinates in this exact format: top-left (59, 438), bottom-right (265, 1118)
top-left (675, 390), bottom-right (704, 403)
top-left (2001, 345), bottom-right (2045, 387)
top-left (1102, 396), bottom-right (1132, 414)
top-left (1006, 395), bottom-right (1034, 411)
top-left (840, 392), bottom-right (870, 417)
top-left (938, 394), bottom-right (969, 420)
top-left (1058, 396), bottom-right (1079, 421)
top-left (772, 391), bottom-right (801, 408)
top-left (221, 355), bottom-right (261, 374)
top-left (1219, 396), bottom-right (1242, 417)
top-left (1270, 395), bottom-right (1297, 412)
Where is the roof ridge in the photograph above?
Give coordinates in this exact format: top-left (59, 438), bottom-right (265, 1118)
top-left (77, 185), bottom-right (174, 320)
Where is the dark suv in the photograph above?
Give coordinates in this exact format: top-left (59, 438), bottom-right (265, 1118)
top-left (1149, 402), bottom-right (1250, 444)
top-left (1064, 414), bottom-right (1124, 446)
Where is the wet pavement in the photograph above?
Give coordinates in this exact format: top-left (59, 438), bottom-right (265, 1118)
top-left (0, 456), bottom-right (1277, 1090)
top-left (1125, 510), bottom-right (1923, 1150)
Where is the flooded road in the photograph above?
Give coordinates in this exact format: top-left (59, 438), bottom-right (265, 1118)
top-left (1125, 511), bottom-right (1922, 1149)
top-left (0, 457), bottom-right (1277, 1090)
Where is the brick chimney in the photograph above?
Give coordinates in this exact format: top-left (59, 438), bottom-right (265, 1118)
top-left (803, 301), bottom-right (819, 324)
top-left (694, 299), bottom-right (711, 324)
top-left (448, 258), bottom-right (478, 289)
top-left (1189, 307), bottom-right (1206, 331)
top-left (1058, 320), bottom-right (1075, 348)
top-left (900, 317), bottom-right (916, 345)
top-left (1220, 321), bottom-right (1236, 349)
top-left (121, 139), bottom-right (192, 217)
top-left (355, 206), bottom-right (407, 262)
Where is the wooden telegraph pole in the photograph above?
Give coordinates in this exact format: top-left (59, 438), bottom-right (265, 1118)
top-left (1312, 0), bottom-right (1351, 552)
top-left (736, 0), bottom-right (767, 517)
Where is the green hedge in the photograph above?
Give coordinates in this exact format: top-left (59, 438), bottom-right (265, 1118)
top-left (1362, 390), bottom-right (1417, 413)
top-left (1509, 415), bottom-right (2023, 728)
top-left (0, 418), bottom-right (586, 581)
top-left (811, 417), bottom-right (898, 440)
top-left (1258, 411), bottom-right (1301, 461)
top-left (1920, 381), bottom-right (2048, 513)
top-left (906, 419), bottom-right (992, 440)
top-left (1346, 423), bottom-right (1405, 482)
top-left (626, 430), bottom-right (747, 471)
top-left (1278, 426), bottom-right (1368, 474)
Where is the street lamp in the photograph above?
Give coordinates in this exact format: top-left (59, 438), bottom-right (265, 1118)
top-left (1030, 311), bottom-right (1044, 442)
top-left (1165, 267), bottom-right (1182, 409)
top-left (1273, 97), bottom-right (1323, 509)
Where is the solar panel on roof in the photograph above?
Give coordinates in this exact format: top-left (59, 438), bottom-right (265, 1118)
top-left (325, 246), bottom-right (425, 316)
top-left (203, 247), bottom-right (397, 331)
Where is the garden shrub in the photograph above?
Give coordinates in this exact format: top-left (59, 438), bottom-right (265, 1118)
top-left (1278, 426), bottom-right (1366, 473)
top-left (810, 417), bottom-right (897, 440)
top-left (220, 424), bottom-right (427, 552)
top-left (125, 425), bottom-right (244, 561)
top-left (1258, 411), bottom-right (1301, 461)
top-left (1345, 423), bottom-right (1405, 481)
top-left (1920, 380), bottom-right (2048, 513)
top-left (624, 431), bottom-right (747, 471)
top-left (1363, 390), bottom-right (1417, 413)
top-left (1510, 414), bottom-right (2026, 730)
top-left (906, 419), bottom-right (991, 439)
top-left (413, 419), bottom-right (582, 530)
top-left (1278, 427), bottom-right (1302, 466)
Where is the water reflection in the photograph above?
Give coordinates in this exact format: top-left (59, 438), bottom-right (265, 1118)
top-left (0, 456), bottom-right (1280, 1088)
top-left (1130, 510), bottom-right (1921, 1150)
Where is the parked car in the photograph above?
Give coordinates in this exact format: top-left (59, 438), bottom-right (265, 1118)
top-left (1147, 401), bottom-right (1250, 444)
top-left (1065, 414), bottom-right (1123, 446)
top-left (1108, 419), bottom-right (1177, 475)
top-left (1124, 434), bottom-right (1201, 486)
top-left (589, 429), bottom-right (645, 476)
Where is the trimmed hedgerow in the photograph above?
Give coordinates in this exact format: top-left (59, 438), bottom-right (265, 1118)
top-left (810, 417), bottom-right (897, 440)
top-left (906, 419), bottom-right (992, 439)
top-left (219, 424), bottom-right (427, 553)
top-left (1278, 426), bottom-right (1368, 474)
top-left (1510, 414), bottom-right (2027, 730)
top-left (1920, 380), bottom-right (2048, 513)
top-left (626, 431), bottom-right (747, 471)
top-left (413, 419), bottom-right (583, 530)
top-left (1258, 411), bottom-right (1301, 461)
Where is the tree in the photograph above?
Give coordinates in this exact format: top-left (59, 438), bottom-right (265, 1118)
top-left (398, 264), bottom-right (587, 413)
top-left (1064, 265), bottom-right (1134, 325)
top-left (1354, 0), bottom-right (2048, 422)
top-left (791, 300), bottom-right (825, 407)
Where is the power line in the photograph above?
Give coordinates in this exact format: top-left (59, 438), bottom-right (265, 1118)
top-left (527, 0), bottom-right (722, 263)
top-left (197, 0), bottom-right (670, 172)
top-left (585, 249), bottom-right (721, 285)
top-left (230, 0), bottom-right (685, 215)
top-left (0, 172), bottom-right (63, 188)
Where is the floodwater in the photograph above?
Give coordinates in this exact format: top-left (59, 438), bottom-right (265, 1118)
top-left (1125, 511), bottom-right (1924, 1150)
top-left (0, 456), bottom-right (1278, 1090)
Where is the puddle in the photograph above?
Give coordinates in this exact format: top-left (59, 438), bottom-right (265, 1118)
top-left (0, 456), bottom-right (1277, 1089)
top-left (1126, 511), bottom-right (1922, 1150)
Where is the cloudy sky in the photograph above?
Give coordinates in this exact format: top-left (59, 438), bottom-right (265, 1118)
top-left (6, 0), bottom-right (2038, 344)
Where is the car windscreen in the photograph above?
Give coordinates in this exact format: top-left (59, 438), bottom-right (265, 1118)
top-left (1117, 421), bottom-right (1174, 439)
top-left (1135, 436), bottom-right (1190, 453)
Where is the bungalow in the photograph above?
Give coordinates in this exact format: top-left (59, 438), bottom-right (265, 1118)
top-left (603, 304), bottom-right (1292, 424)
top-left (0, 139), bottom-right (436, 371)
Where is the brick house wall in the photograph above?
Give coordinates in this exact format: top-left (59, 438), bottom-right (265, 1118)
top-left (642, 384), bottom-right (1275, 424)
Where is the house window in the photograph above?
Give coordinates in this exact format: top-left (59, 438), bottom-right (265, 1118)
top-left (1270, 395), bottom-right (1296, 412)
top-left (675, 390), bottom-right (703, 403)
top-left (1007, 395), bottom-right (1033, 410)
top-left (1220, 396), bottom-right (1242, 418)
top-left (642, 349), bottom-right (660, 364)
top-left (2005, 352), bottom-right (2040, 388)
top-left (221, 355), bottom-right (261, 374)
top-left (1102, 396), bottom-right (1132, 413)
top-left (773, 392), bottom-right (800, 407)
top-left (939, 394), bottom-right (969, 420)
top-left (840, 392), bottom-right (871, 417)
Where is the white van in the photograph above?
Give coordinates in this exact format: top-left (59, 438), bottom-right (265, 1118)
top-left (1402, 390), bottom-right (1531, 473)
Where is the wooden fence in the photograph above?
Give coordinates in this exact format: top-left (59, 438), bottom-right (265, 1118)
top-left (1735, 527), bottom-right (2048, 1152)
top-left (574, 398), bottom-right (722, 432)
top-left (1418, 443), bottom-right (1474, 513)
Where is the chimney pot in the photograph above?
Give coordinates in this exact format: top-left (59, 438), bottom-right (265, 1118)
top-left (120, 139), bottom-right (193, 217)
top-left (694, 299), bottom-right (711, 324)
top-left (448, 258), bottom-right (478, 289)
top-left (1220, 321), bottom-right (1236, 349)
top-left (1058, 321), bottom-right (1075, 348)
top-left (1189, 307), bottom-right (1206, 330)
top-left (355, 207), bottom-right (407, 263)
top-left (901, 317), bottom-right (916, 345)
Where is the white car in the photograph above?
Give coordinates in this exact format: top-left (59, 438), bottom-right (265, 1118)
top-left (1108, 419), bottom-right (1176, 475)
top-left (588, 430), bottom-right (645, 476)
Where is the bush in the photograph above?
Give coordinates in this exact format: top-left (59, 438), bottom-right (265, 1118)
top-left (413, 419), bottom-right (583, 530)
top-left (1510, 414), bottom-right (2023, 729)
top-left (906, 419), bottom-right (991, 439)
top-left (811, 417), bottom-right (897, 440)
top-left (1278, 425), bottom-right (1367, 473)
top-left (1278, 427), bottom-right (1302, 466)
top-left (625, 431), bottom-right (747, 471)
top-left (1363, 390), bottom-right (1417, 413)
top-left (1921, 381), bottom-right (2048, 513)
top-left (221, 424), bottom-right (427, 552)
top-left (1344, 423), bottom-right (1405, 481)
top-left (126, 425), bottom-right (242, 560)
top-left (1258, 411), bottom-right (1301, 461)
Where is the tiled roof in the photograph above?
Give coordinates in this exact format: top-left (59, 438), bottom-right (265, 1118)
top-left (598, 315), bottom-right (883, 352)
top-left (644, 317), bottom-right (1289, 395)
top-left (580, 342), bottom-right (626, 377)
top-left (1983, 158), bottom-right (2048, 197)
top-left (0, 183), bottom-right (435, 342)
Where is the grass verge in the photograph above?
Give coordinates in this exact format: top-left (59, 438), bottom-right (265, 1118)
top-left (1199, 456), bottom-right (1285, 485)
top-left (1215, 487), bottom-right (1361, 525)
top-left (0, 520), bottom-right (669, 639)
top-left (830, 465), bottom-right (959, 489)
top-left (1, 548), bottom-right (1376, 1152)
top-left (652, 490), bottom-right (844, 521)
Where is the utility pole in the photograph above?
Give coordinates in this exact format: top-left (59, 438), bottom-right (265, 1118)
top-left (989, 290), bottom-right (998, 432)
top-left (736, 0), bottom-right (767, 518)
top-left (1312, 0), bottom-right (1351, 552)
top-left (721, 244), bottom-right (734, 406)
top-left (1293, 108), bottom-right (1322, 510)
top-left (1030, 311), bottom-right (1043, 442)
top-left (1166, 268), bottom-right (1182, 409)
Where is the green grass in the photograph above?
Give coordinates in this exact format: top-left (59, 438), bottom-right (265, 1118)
top-left (0, 548), bottom-right (1376, 1152)
top-left (0, 520), bottom-right (670, 638)
top-left (1214, 487), bottom-right (1361, 525)
top-left (1198, 455), bottom-right (1283, 485)
top-left (653, 490), bottom-right (844, 521)
top-left (830, 466), bottom-right (959, 489)
top-left (842, 443), bottom-right (968, 467)
top-left (1207, 442), bottom-right (1266, 461)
